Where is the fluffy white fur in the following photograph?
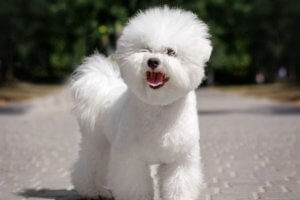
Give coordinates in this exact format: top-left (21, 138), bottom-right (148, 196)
top-left (70, 7), bottom-right (212, 200)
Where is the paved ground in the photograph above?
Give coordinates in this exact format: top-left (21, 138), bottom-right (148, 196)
top-left (0, 89), bottom-right (299, 200)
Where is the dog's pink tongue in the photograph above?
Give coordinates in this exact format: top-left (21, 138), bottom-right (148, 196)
top-left (147, 72), bottom-right (164, 85)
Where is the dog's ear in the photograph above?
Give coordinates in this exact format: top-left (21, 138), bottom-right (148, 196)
top-left (189, 36), bottom-right (212, 68)
top-left (188, 18), bottom-right (213, 66)
top-left (198, 38), bottom-right (212, 65)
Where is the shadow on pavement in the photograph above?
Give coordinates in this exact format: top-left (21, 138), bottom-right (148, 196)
top-left (18, 188), bottom-right (112, 200)
top-left (198, 110), bottom-right (231, 115)
top-left (198, 104), bottom-right (300, 116)
top-left (269, 105), bottom-right (300, 115)
top-left (18, 189), bottom-right (81, 200)
top-left (0, 105), bottom-right (28, 115)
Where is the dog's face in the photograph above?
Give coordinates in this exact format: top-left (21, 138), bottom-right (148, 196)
top-left (116, 7), bottom-right (212, 105)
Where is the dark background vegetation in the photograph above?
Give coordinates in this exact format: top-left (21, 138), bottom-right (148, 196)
top-left (0, 0), bottom-right (299, 84)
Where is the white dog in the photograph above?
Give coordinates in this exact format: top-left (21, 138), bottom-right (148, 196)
top-left (70, 6), bottom-right (212, 200)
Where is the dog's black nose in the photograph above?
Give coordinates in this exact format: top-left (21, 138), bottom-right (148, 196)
top-left (147, 58), bottom-right (160, 69)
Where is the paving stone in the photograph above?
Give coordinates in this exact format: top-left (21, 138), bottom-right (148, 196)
top-left (198, 90), bottom-right (300, 200)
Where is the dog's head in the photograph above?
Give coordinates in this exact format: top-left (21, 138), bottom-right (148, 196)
top-left (116, 7), bottom-right (212, 105)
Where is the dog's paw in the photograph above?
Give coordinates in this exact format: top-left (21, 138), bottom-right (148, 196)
top-left (79, 195), bottom-right (113, 200)
top-left (77, 188), bottom-right (113, 200)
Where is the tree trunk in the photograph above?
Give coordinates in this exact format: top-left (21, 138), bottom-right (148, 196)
top-left (0, 61), bottom-right (14, 83)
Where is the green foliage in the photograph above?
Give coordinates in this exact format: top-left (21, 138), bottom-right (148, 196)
top-left (0, 0), bottom-right (299, 83)
top-left (0, 0), bottom-right (130, 82)
top-left (191, 0), bottom-right (299, 83)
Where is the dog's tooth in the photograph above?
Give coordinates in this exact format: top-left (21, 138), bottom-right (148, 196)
top-left (159, 74), bottom-right (164, 83)
top-left (154, 73), bottom-right (159, 83)
top-left (159, 75), bottom-right (162, 83)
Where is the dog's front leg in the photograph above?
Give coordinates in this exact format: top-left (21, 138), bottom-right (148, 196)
top-left (107, 146), bottom-right (153, 200)
top-left (158, 154), bottom-right (202, 200)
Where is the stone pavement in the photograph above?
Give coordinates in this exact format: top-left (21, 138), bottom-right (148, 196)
top-left (198, 90), bottom-right (300, 200)
top-left (0, 89), bottom-right (299, 200)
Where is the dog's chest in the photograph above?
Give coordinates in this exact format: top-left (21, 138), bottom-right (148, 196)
top-left (121, 107), bottom-right (198, 164)
top-left (115, 92), bottom-right (200, 164)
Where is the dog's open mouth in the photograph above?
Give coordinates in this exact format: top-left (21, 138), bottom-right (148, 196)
top-left (146, 71), bottom-right (169, 89)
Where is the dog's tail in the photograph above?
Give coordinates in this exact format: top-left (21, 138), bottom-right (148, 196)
top-left (70, 53), bottom-right (126, 133)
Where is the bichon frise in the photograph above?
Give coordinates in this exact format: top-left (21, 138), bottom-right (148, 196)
top-left (70, 6), bottom-right (212, 200)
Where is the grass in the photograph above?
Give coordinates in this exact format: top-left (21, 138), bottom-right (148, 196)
top-left (0, 82), bottom-right (62, 107)
top-left (213, 83), bottom-right (300, 107)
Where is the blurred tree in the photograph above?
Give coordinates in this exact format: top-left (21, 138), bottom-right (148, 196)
top-left (249, 0), bottom-right (300, 82)
top-left (193, 0), bottom-right (300, 84)
top-left (0, 0), bottom-right (299, 83)
top-left (0, 0), bottom-right (130, 82)
top-left (199, 0), bottom-right (254, 84)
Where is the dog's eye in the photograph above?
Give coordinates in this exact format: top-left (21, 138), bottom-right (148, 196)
top-left (140, 47), bottom-right (152, 53)
top-left (166, 48), bottom-right (176, 56)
